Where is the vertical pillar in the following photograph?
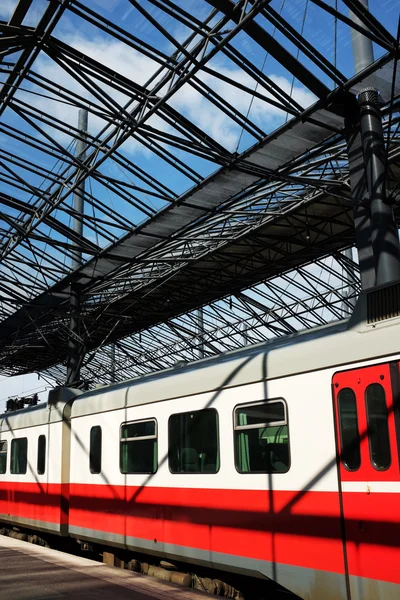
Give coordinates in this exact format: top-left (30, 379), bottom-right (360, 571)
top-left (197, 308), bottom-right (204, 359)
top-left (110, 343), bottom-right (116, 384)
top-left (67, 283), bottom-right (81, 385)
top-left (344, 93), bottom-right (375, 290)
top-left (242, 321), bottom-right (249, 346)
top-left (67, 109), bottom-right (88, 386)
top-left (350, 0), bottom-right (374, 75)
top-left (359, 88), bottom-right (400, 285)
top-left (71, 109), bottom-right (88, 272)
top-left (342, 248), bottom-right (356, 315)
top-left (347, 0), bottom-right (375, 292)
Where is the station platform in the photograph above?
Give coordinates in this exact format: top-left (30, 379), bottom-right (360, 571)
top-left (0, 535), bottom-right (206, 600)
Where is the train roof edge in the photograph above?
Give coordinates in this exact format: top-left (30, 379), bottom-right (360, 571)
top-left (0, 387), bottom-right (82, 430)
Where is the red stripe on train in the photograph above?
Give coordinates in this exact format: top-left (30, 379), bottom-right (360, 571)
top-left (1, 481), bottom-right (399, 585)
top-left (0, 482), bottom-right (68, 525)
top-left (67, 483), bottom-right (400, 584)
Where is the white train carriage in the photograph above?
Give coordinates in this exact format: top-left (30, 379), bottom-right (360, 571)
top-left (0, 390), bottom-right (79, 535)
top-left (1, 302), bottom-right (400, 600)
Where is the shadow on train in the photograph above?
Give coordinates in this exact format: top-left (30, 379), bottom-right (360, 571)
top-left (0, 349), bottom-right (397, 599)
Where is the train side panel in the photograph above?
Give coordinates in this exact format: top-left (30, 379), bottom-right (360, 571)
top-left (0, 420), bottom-right (66, 534)
top-left (0, 395), bottom-right (75, 536)
top-left (68, 369), bottom-right (348, 600)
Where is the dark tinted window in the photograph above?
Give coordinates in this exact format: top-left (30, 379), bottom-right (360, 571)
top-left (37, 435), bottom-right (46, 475)
top-left (0, 441), bottom-right (7, 474)
top-left (11, 438), bottom-right (27, 474)
top-left (338, 388), bottom-right (361, 471)
top-left (366, 383), bottom-right (391, 470)
top-left (90, 426), bottom-right (102, 474)
top-left (169, 409), bottom-right (219, 474)
top-left (120, 420), bottom-right (157, 474)
top-left (234, 400), bottom-right (289, 473)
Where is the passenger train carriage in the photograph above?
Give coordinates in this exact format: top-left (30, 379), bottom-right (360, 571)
top-left (0, 293), bottom-right (400, 600)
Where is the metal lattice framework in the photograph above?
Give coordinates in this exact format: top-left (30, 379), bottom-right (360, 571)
top-left (0, 0), bottom-right (399, 386)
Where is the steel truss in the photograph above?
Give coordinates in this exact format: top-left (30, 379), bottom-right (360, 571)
top-left (0, 0), bottom-right (398, 384)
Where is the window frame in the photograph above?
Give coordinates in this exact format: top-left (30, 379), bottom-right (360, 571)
top-left (365, 382), bottom-right (392, 471)
top-left (89, 426), bottom-right (102, 475)
top-left (10, 437), bottom-right (28, 475)
top-left (119, 418), bottom-right (158, 475)
top-left (0, 440), bottom-right (7, 475)
top-left (37, 434), bottom-right (46, 475)
top-left (337, 387), bottom-right (361, 472)
top-left (168, 408), bottom-right (220, 475)
top-left (233, 398), bottom-right (290, 474)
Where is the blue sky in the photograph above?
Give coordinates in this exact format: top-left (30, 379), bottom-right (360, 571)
top-left (1, 0), bottom-right (397, 208)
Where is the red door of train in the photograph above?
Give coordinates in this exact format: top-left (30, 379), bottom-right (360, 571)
top-left (332, 362), bottom-right (400, 596)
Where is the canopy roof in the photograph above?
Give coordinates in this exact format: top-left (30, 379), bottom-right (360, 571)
top-left (0, 0), bottom-right (398, 385)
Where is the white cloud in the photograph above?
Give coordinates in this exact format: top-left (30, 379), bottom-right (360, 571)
top-left (168, 63), bottom-right (316, 151)
top-left (68, 34), bottom-right (159, 89)
top-left (19, 40), bottom-right (158, 155)
top-left (19, 31), bottom-right (316, 158)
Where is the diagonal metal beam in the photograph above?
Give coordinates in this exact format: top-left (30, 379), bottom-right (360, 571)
top-left (205, 0), bottom-right (330, 99)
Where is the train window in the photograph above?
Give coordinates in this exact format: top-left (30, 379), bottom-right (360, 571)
top-left (338, 388), bottom-right (361, 471)
top-left (90, 426), bottom-right (102, 474)
top-left (234, 400), bottom-right (289, 473)
top-left (365, 383), bottom-right (391, 470)
top-left (0, 441), bottom-right (7, 474)
top-left (168, 409), bottom-right (219, 474)
top-left (10, 438), bottom-right (27, 475)
top-left (37, 435), bottom-right (46, 475)
top-left (120, 419), bottom-right (157, 474)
